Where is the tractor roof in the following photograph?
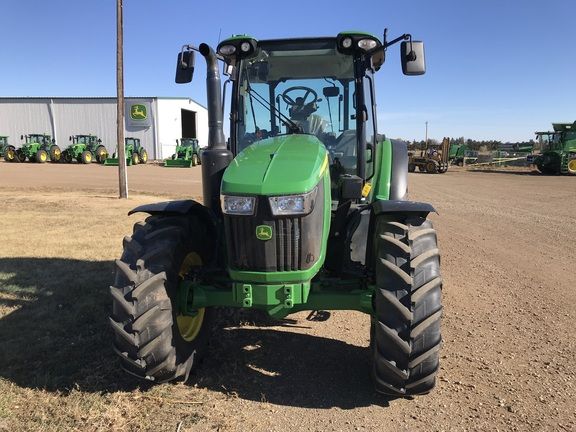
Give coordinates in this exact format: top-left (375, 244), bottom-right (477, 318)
top-left (552, 122), bottom-right (576, 132)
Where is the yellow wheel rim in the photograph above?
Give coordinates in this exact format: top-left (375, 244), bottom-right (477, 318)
top-left (86, 154), bottom-right (92, 162)
top-left (176, 252), bottom-right (205, 342)
top-left (568, 159), bottom-right (576, 173)
top-left (142, 153), bottom-right (147, 162)
top-left (40, 153), bottom-right (47, 162)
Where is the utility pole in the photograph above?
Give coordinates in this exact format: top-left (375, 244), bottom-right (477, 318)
top-left (116, 0), bottom-right (128, 198)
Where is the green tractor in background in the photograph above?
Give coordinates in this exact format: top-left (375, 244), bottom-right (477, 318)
top-left (533, 122), bottom-right (576, 175)
top-left (164, 137), bottom-right (202, 167)
top-left (8, 134), bottom-right (61, 163)
top-left (449, 143), bottom-right (478, 166)
top-left (110, 30), bottom-right (443, 397)
top-left (104, 137), bottom-right (148, 166)
top-left (0, 136), bottom-right (16, 161)
top-left (61, 135), bottom-right (108, 164)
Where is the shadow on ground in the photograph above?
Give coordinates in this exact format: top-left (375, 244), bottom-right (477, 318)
top-left (0, 257), bottom-right (145, 393)
top-left (196, 325), bottom-right (390, 409)
top-left (0, 258), bottom-right (388, 408)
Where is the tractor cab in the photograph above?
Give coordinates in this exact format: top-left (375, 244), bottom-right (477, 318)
top-left (222, 34), bottom-right (388, 202)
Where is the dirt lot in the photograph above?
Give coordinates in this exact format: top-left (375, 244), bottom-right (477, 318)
top-left (0, 162), bottom-right (575, 431)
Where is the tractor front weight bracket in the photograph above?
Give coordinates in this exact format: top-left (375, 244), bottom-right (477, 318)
top-left (179, 280), bottom-right (375, 319)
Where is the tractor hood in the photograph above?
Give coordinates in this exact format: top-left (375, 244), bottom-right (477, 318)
top-left (221, 134), bottom-right (328, 196)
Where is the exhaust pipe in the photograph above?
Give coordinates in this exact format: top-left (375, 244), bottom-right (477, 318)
top-left (198, 43), bottom-right (233, 213)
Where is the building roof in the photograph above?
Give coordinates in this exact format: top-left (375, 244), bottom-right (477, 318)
top-left (0, 96), bottom-right (205, 107)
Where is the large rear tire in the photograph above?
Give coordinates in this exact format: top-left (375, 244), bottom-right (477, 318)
top-left (49, 145), bottom-right (61, 162)
top-left (95, 145), bottom-right (108, 163)
top-left (110, 215), bottom-right (213, 382)
top-left (4, 146), bottom-right (16, 162)
top-left (371, 216), bottom-right (442, 397)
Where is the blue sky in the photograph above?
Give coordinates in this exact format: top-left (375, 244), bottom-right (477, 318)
top-left (1, 0), bottom-right (574, 141)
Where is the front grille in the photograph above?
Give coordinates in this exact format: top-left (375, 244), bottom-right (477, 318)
top-left (224, 182), bottom-right (324, 273)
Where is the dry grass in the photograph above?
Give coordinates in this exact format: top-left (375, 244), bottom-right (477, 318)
top-left (0, 191), bottom-right (221, 431)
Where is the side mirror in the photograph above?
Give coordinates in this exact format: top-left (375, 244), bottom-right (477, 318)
top-left (175, 50), bottom-right (195, 84)
top-left (401, 41), bottom-right (425, 75)
top-left (20, 135), bottom-right (23, 140)
top-left (98, 138), bottom-right (102, 143)
top-left (323, 86), bottom-right (340, 98)
top-left (69, 136), bottom-right (72, 141)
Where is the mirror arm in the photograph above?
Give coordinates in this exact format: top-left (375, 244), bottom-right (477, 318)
top-left (180, 44), bottom-right (226, 65)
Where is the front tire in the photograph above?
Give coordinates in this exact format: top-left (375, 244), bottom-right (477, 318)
top-left (110, 215), bottom-right (213, 382)
top-left (36, 149), bottom-right (48, 163)
top-left (426, 161), bottom-right (437, 174)
top-left (81, 150), bottom-right (93, 164)
top-left (371, 216), bottom-right (443, 396)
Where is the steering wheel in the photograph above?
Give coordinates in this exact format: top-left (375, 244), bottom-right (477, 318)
top-left (281, 86), bottom-right (319, 107)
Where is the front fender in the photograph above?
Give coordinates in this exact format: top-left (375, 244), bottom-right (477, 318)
top-left (372, 199), bottom-right (436, 218)
top-left (128, 199), bottom-right (218, 231)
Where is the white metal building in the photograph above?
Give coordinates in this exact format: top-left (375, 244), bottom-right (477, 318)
top-left (0, 97), bottom-right (208, 160)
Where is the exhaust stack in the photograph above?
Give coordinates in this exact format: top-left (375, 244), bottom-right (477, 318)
top-left (199, 43), bottom-right (233, 213)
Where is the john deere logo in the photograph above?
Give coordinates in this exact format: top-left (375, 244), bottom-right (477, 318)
top-left (256, 225), bottom-right (273, 241)
top-left (130, 104), bottom-right (147, 120)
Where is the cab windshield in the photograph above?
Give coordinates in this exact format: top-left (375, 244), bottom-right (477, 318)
top-left (234, 39), bottom-right (365, 174)
top-left (537, 132), bottom-right (562, 151)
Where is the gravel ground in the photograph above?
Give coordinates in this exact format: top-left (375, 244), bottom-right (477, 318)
top-left (0, 162), bottom-right (574, 431)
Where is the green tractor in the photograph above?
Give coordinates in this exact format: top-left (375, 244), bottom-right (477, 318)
top-left (104, 137), bottom-right (148, 166)
top-left (0, 136), bottom-right (16, 161)
top-left (164, 138), bottom-right (202, 167)
top-left (61, 135), bottom-right (108, 164)
top-left (9, 134), bottom-right (61, 163)
top-left (533, 122), bottom-right (576, 175)
top-left (109, 31), bottom-right (442, 397)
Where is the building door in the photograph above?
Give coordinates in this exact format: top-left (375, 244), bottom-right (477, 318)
top-left (181, 109), bottom-right (197, 138)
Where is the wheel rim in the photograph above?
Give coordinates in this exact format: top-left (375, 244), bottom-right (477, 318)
top-left (176, 252), bottom-right (205, 342)
top-left (40, 152), bottom-right (47, 162)
top-left (568, 159), bottom-right (576, 173)
top-left (86, 154), bottom-right (92, 162)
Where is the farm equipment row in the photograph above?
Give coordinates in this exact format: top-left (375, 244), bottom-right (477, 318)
top-left (1, 134), bottom-right (152, 166)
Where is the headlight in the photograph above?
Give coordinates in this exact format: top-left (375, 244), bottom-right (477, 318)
top-left (341, 37), bottom-right (352, 49)
top-left (218, 45), bottom-right (236, 56)
top-left (358, 38), bottom-right (377, 51)
top-left (222, 195), bottom-right (256, 215)
top-left (269, 186), bottom-right (318, 216)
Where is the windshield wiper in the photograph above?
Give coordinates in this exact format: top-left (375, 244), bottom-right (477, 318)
top-left (245, 82), bottom-right (302, 134)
